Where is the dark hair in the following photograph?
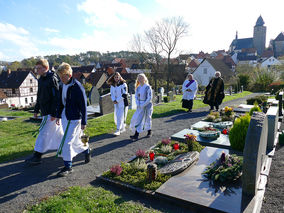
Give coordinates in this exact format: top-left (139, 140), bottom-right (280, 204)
top-left (107, 72), bottom-right (126, 86)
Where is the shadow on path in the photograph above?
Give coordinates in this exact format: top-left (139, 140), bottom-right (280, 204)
top-left (165, 110), bottom-right (209, 123)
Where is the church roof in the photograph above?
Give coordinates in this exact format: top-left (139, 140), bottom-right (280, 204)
top-left (275, 32), bottom-right (284, 41)
top-left (255, 15), bottom-right (265, 26)
top-left (231, 38), bottom-right (254, 50)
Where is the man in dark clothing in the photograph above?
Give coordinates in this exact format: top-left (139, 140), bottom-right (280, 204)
top-left (203, 71), bottom-right (225, 111)
top-left (25, 59), bottom-right (63, 165)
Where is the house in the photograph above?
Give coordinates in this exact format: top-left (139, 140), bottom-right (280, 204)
top-left (260, 56), bottom-right (281, 68)
top-left (0, 89), bottom-right (7, 104)
top-left (0, 70), bottom-right (38, 107)
top-left (272, 32), bottom-right (284, 57)
top-left (71, 65), bottom-right (96, 83)
top-left (193, 58), bottom-right (235, 86)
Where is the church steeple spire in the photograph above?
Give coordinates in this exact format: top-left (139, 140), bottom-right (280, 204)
top-left (255, 15), bottom-right (265, 26)
top-left (235, 31), bottom-right (238, 40)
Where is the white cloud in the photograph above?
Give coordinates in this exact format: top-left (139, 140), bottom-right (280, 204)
top-left (0, 22), bottom-right (40, 60)
top-left (78, 0), bottom-right (142, 28)
top-left (43, 27), bottom-right (59, 33)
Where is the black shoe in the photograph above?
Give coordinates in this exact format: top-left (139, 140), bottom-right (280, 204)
top-left (130, 131), bottom-right (139, 140)
top-left (146, 130), bottom-right (152, 138)
top-left (187, 109), bottom-right (192, 112)
top-left (85, 151), bottom-right (91, 164)
top-left (57, 167), bottom-right (73, 177)
top-left (25, 152), bottom-right (42, 165)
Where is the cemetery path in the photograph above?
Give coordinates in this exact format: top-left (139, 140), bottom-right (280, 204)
top-left (1, 93), bottom-right (278, 213)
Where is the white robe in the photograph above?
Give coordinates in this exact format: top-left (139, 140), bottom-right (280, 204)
top-left (130, 84), bottom-right (153, 133)
top-left (34, 115), bottom-right (63, 153)
top-left (182, 80), bottom-right (198, 100)
top-left (57, 81), bottom-right (88, 162)
top-left (110, 83), bottom-right (128, 131)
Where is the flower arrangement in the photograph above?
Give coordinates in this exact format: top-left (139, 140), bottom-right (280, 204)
top-left (224, 106), bottom-right (233, 117)
top-left (161, 138), bottom-right (171, 145)
top-left (184, 133), bottom-right (197, 151)
top-left (110, 164), bottom-right (123, 176)
top-left (204, 111), bottom-right (220, 122)
top-left (202, 152), bottom-right (243, 182)
top-left (136, 149), bottom-right (146, 159)
top-left (192, 126), bottom-right (218, 132)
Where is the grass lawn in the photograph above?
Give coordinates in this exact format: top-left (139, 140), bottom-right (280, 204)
top-left (0, 91), bottom-right (252, 163)
top-left (26, 186), bottom-right (161, 213)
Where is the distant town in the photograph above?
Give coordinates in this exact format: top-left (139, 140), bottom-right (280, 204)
top-left (1, 15), bottom-right (284, 108)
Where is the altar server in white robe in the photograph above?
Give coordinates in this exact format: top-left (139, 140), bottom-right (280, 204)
top-left (25, 59), bottom-right (63, 165)
top-left (55, 62), bottom-right (90, 177)
top-left (182, 74), bottom-right (198, 112)
top-left (108, 72), bottom-right (129, 136)
top-left (130, 73), bottom-right (153, 140)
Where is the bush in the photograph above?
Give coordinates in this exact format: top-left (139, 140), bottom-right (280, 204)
top-left (163, 96), bottom-right (169, 103)
top-left (246, 95), bottom-right (268, 105)
top-left (268, 81), bottom-right (284, 94)
top-left (238, 74), bottom-right (250, 91)
top-left (229, 114), bottom-right (251, 151)
top-left (250, 71), bottom-right (275, 92)
top-left (249, 105), bottom-right (261, 116)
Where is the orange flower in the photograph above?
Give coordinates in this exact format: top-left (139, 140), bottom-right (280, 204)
top-left (184, 133), bottom-right (197, 141)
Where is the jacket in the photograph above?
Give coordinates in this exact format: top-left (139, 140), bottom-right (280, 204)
top-left (34, 70), bottom-right (60, 117)
top-left (57, 78), bottom-right (87, 125)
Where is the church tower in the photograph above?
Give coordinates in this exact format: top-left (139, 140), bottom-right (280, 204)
top-left (253, 15), bottom-right (266, 55)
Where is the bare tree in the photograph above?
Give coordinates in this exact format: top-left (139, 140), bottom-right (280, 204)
top-left (154, 16), bottom-right (189, 94)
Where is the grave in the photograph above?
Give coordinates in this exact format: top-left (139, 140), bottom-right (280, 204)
top-left (266, 106), bottom-right (279, 156)
top-left (99, 93), bottom-right (114, 114)
top-left (233, 104), bottom-right (254, 113)
top-left (88, 86), bottom-right (101, 117)
top-left (171, 129), bottom-right (231, 150)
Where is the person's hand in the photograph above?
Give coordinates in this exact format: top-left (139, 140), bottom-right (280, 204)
top-left (55, 118), bottom-right (61, 126)
top-left (187, 89), bottom-right (192, 92)
top-left (114, 101), bottom-right (118, 104)
top-left (50, 116), bottom-right (56, 121)
top-left (81, 125), bottom-right (86, 130)
top-left (34, 113), bottom-right (38, 118)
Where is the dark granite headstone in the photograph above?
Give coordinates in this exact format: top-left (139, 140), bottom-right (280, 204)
top-left (266, 106), bottom-right (278, 153)
top-left (242, 112), bottom-right (268, 196)
top-left (128, 82), bottom-right (135, 95)
top-left (99, 93), bottom-right (114, 115)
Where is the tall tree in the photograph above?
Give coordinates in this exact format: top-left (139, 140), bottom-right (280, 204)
top-left (154, 16), bottom-right (189, 94)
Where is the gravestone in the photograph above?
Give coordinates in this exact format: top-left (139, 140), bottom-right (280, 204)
top-left (159, 151), bottom-right (199, 175)
top-left (129, 94), bottom-right (136, 110)
top-left (158, 87), bottom-right (164, 97)
top-left (229, 86), bottom-right (232, 95)
top-left (279, 91), bottom-right (283, 116)
top-left (168, 91), bottom-right (174, 102)
top-left (241, 85), bottom-right (243, 93)
top-left (266, 106), bottom-right (278, 153)
top-left (242, 112), bottom-right (268, 196)
top-left (99, 93), bottom-right (114, 114)
top-left (95, 73), bottom-right (107, 89)
top-left (128, 82), bottom-right (135, 95)
top-left (89, 86), bottom-right (100, 106)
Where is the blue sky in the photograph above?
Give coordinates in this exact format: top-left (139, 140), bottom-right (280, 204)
top-left (1, 0), bottom-right (284, 61)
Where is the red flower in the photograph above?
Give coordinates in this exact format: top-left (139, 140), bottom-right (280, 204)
top-left (222, 129), bottom-right (228, 134)
top-left (173, 142), bottom-right (180, 150)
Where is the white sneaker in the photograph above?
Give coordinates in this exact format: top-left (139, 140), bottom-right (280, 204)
top-left (120, 127), bottom-right (126, 133)
top-left (114, 130), bottom-right (120, 136)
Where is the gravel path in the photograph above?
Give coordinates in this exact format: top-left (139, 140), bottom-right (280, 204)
top-left (0, 93), bottom-right (275, 213)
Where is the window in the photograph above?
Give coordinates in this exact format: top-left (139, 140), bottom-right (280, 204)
top-left (25, 98), bottom-right (28, 104)
top-left (31, 97), bottom-right (34, 102)
top-left (12, 88), bottom-right (16, 94)
top-left (30, 88), bottom-right (33, 93)
top-left (30, 79), bottom-right (33, 84)
top-left (203, 68), bottom-right (207, 74)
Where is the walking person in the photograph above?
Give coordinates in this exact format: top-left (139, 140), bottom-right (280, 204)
top-left (182, 74), bottom-right (198, 112)
top-left (107, 72), bottom-right (128, 136)
top-left (55, 62), bottom-right (91, 177)
top-left (203, 71), bottom-right (225, 111)
top-left (130, 74), bottom-right (153, 140)
top-left (25, 59), bottom-right (63, 165)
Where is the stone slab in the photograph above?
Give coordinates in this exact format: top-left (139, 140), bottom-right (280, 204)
top-left (171, 129), bottom-right (231, 149)
top-left (156, 146), bottom-right (242, 213)
top-left (234, 104), bottom-right (254, 113)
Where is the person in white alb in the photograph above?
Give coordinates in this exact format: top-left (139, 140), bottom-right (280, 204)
top-left (107, 72), bottom-right (129, 136)
top-left (130, 73), bottom-right (153, 140)
top-left (55, 62), bottom-right (91, 177)
top-left (182, 74), bottom-right (198, 112)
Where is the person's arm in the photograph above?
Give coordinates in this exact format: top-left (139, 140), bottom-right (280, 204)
top-left (77, 85), bottom-right (87, 126)
top-left (56, 85), bottom-right (64, 119)
top-left (122, 83), bottom-right (128, 100)
top-left (50, 74), bottom-right (60, 118)
top-left (135, 87), bottom-right (139, 107)
top-left (189, 81), bottom-right (198, 92)
top-left (182, 80), bottom-right (187, 93)
top-left (34, 80), bottom-right (40, 116)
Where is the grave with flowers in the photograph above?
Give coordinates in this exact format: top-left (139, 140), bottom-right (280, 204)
top-left (97, 104), bottom-right (281, 212)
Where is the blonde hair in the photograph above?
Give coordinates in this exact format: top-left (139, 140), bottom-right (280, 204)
top-left (57, 62), bottom-right (73, 76)
top-left (36, 58), bottom-right (49, 70)
top-left (135, 73), bottom-right (149, 89)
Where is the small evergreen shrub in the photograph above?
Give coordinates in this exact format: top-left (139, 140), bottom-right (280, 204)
top-left (163, 96), bottom-right (169, 103)
top-left (249, 105), bottom-right (261, 116)
top-left (246, 95), bottom-right (268, 105)
top-left (229, 114), bottom-right (251, 151)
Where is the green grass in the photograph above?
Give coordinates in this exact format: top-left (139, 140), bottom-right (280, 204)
top-left (26, 186), bottom-right (161, 213)
top-left (0, 91), bottom-right (252, 163)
